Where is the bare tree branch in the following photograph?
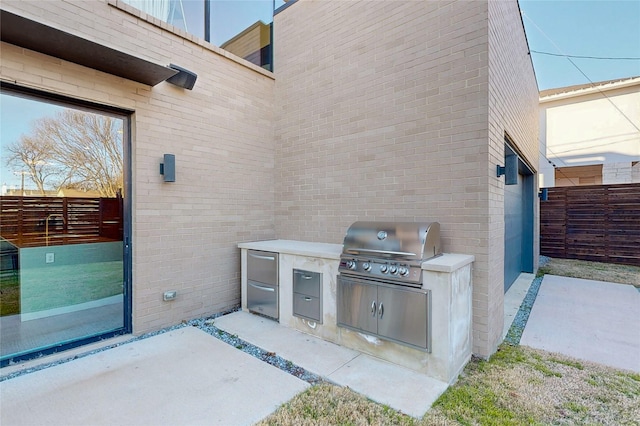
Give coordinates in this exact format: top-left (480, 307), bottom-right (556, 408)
top-left (4, 110), bottom-right (123, 197)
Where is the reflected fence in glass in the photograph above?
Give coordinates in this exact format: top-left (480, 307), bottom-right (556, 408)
top-left (0, 91), bottom-right (127, 365)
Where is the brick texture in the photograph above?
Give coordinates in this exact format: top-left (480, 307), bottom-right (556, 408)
top-left (487, 0), bottom-right (540, 355)
top-left (1, 0), bottom-right (276, 334)
top-left (275, 0), bottom-right (538, 357)
top-left (1, 0), bottom-right (538, 358)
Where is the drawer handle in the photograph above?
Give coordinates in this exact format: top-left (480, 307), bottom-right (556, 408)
top-left (371, 301), bottom-right (377, 316)
top-left (378, 302), bottom-right (384, 319)
top-left (249, 253), bottom-right (276, 261)
top-left (302, 275), bottom-right (312, 280)
top-left (304, 297), bottom-right (313, 301)
top-left (249, 283), bottom-right (275, 292)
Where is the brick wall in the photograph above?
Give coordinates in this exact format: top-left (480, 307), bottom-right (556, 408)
top-left (274, 0), bottom-right (503, 356)
top-left (487, 0), bottom-right (540, 354)
top-left (603, 162), bottom-right (638, 184)
top-left (1, 0), bottom-right (538, 357)
top-left (1, 0), bottom-right (276, 334)
top-left (274, 0), bottom-right (537, 357)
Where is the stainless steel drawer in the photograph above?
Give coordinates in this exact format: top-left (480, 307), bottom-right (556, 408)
top-left (293, 269), bottom-right (321, 297)
top-left (247, 250), bottom-right (278, 285)
top-left (293, 293), bottom-right (321, 322)
top-left (247, 280), bottom-right (278, 319)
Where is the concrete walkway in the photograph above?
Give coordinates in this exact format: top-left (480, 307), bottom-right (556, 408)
top-left (0, 327), bottom-right (308, 426)
top-left (1, 313), bottom-right (448, 424)
top-left (213, 311), bottom-right (448, 418)
top-left (520, 274), bottom-right (640, 372)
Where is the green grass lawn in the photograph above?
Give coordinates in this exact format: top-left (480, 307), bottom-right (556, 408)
top-left (0, 274), bottom-right (20, 316)
top-left (259, 345), bottom-right (640, 425)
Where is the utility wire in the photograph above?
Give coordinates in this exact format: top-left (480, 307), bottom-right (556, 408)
top-left (539, 146), bottom-right (579, 187)
top-left (550, 136), bottom-right (638, 155)
top-left (531, 50), bottom-right (640, 61)
top-left (522, 12), bottom-right (640, 134)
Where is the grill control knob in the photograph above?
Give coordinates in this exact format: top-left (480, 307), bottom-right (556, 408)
top-left (379, 264), bottom-right (388, 273)
top-left (346, 260), bottom-right (357, 270)
top-left (363, 262), bottom-right (371, 271)
top-left (389, 265), bottom-right (398, 275)
top-left (398, 266), bottom-right (409, 276)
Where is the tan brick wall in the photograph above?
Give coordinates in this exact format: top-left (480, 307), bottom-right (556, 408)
top-left (274, 0), bottom-right (502, 356)
top-left (2, 0), bottom-right (537, 358)
top-left (487, 0), bottom-right (540, 354)
top-left (1, 1), bottom-right (276, 334)
top-left (274, 0), bottom-right (537, 357)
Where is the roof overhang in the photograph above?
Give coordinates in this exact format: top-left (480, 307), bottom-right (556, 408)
top-left (0, 9), bottom-right (178, 86)
top-left (540, 76), bottom-right (640, 103)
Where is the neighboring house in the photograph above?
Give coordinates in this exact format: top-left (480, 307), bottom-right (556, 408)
top-left (539, 76), bottom-right (640, 187)
top-left (0, 0), bottom-right (537, 364)
top-left (1, 188), bottom-right (58, 197)
top-left (220, 21), bottom-right (273, 71)
top-left (57, 189), bottom-right (103, 198)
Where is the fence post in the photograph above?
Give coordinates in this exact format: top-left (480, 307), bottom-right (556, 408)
top-left (604, 185), bottom-right (610, 263)
top-left (62, 197), bottom-right (68, 234)
top-left (561, 187), bottom-right (567, 259)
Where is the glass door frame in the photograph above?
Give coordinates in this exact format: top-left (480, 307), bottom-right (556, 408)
top-left (0, 81), bottom-right (133, 366)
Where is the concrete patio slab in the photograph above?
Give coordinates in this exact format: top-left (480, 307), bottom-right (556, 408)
top-left (521, 274), bottom-right (640, 372)
top-left (214, 312), bottom-right (360, 377)
top-left (328, 353), bottom-right (449, 418)
top-left (0, 327), bottom-right (308, 426)
top-left (214, 311), bottom-right (449, 418)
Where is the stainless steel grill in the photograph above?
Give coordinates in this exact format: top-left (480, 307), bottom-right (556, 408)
top-left (337, 221), bottom-right (441, 351)
top-left (338, 221), bottom-right (441, 287)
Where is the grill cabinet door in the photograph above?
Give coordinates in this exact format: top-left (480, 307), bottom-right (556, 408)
top-left (337, 276), bottom-right (377, 335)
top-left (376, 285), bottom-right (429, 349)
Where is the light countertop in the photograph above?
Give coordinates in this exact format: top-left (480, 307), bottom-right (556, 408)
top-left (421, 253), bottom-right (475, 272)
top-left (238, 239), bottom-right (342, 260)
top-left (238, 240), bottom-right (475, 269)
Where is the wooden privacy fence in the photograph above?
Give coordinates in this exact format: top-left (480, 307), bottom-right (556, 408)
top-left (540, 183), bottom-right (640, 266)
top-left (0, 196), bottom-right (122, 247)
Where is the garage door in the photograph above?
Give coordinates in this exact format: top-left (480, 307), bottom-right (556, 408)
top-left (504, 172), bottom-right (525, 291)
top-left (503, 144), bottom-right (535, 293)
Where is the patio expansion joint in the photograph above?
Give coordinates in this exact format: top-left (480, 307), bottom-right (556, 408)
top-left (323, 352), bottom-right (363, 378)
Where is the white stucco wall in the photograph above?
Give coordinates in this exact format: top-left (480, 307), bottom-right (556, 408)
top-left (539, 79), bottom-right (640, 187)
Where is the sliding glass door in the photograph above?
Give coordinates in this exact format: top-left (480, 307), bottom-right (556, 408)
top-left (0, 85), bottom-right (131, 365)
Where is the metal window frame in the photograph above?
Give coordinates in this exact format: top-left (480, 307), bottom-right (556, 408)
top-left (0, 82), bottom-right (134, 366)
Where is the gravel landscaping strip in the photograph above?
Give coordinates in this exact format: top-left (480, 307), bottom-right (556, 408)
top-left (1, 307), bottom-right (323, 385)
top-left (504, 275), bottom-right (543, 346)
top-left (192, 314), bottom-right (323, 385)
top-left (539, 255), bottom-right (551, 267)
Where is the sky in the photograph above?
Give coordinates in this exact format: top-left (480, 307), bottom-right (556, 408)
top-left (519, 0), bottom-right (640, 90)
top-left (0, 95), bottom-right (68, 191)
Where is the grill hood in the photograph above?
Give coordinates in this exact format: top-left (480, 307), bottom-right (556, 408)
top-left (342, 221), bottom-right (441, 262)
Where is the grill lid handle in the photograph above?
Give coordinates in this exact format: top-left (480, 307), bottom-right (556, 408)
top-left (345, 248), bottom-right (417, 257)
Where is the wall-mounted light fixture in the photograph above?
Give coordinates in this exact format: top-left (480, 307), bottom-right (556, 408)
top-left (538, 188), bottom-right (548, 201)
top-left (497, 154), bottom-right (518, 185)
top-left (160, 154), bottom-right (176, 182)
top-left (165, 64), bottom-right (197, 90)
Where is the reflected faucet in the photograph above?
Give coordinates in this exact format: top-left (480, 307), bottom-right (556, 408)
top-left (45, 214), bottom-right (66, 246)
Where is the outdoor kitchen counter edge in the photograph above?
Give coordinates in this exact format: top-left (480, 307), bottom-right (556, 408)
top-left (421, 253), bottom-right (475, 273)
top-left (237, 240), bottom-right (342, 260)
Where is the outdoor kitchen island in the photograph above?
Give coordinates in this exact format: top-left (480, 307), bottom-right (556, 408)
top-left (238, 239), bottom-right (474, 384)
